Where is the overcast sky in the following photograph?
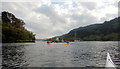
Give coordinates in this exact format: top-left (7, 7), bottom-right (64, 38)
top-left (1, 0), bottom-right (119, 39)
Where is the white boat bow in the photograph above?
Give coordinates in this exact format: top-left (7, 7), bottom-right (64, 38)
top-left (105, 52), bottom-right (116, 69)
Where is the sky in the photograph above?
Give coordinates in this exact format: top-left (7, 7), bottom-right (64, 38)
top-left (1, 0), bottom-right (119, 39)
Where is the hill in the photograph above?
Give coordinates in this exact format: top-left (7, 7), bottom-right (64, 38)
top-left (50, 17), bottom-right (120, 41)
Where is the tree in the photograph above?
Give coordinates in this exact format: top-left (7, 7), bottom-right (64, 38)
top-left (2, 11), bottom-right (35, 43)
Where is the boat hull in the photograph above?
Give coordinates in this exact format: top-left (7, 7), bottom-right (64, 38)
top-left (64, 43), bottom-right (71, 45)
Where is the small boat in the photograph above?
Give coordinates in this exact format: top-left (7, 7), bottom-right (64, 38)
top-left (105, 52), bottom-right (116, 69)
top-left (47, 41), bottom-right (50, 44)
top-left (61, 39), bottom-right (64, 43)
top-left (56, 37), bottom-right (59, 41)
top-left (64, 43), bottom-right (71, 45)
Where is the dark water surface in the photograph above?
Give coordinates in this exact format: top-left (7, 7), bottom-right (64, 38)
top-left (2, 41), bottom-right (119, 67)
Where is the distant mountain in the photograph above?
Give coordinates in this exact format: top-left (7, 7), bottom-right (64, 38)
top-left (50, 17), bottom-right (120, 41)
top-left (36, 39), bottom-right (48, 41)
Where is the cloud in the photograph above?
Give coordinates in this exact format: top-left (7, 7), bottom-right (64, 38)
top-left (1, 0), bottom-right (118, 38)
top-left (80, 2), bottom-right (97, 10)
top-left (70, 12), bottom-right (99, 27)
top-left (34, 5), bottom-right (66, 25)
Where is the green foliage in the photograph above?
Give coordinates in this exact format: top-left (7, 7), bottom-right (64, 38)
top-left (2, 11), bottom-right (35, 43)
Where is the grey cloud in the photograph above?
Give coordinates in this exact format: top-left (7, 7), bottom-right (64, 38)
top-left (100, 13), bottom-right (118, 22)
top-left (106, 13), bottom-right (118, 18)
top-left (113, 1), bottom-right (118, 7)
top-left (118, 1), bottom-right (120, 16)
top-left (80, 2), bottom-right (97, 10)
top-left (100, 17), bottom-right (108, 22)
top-left (2, 2), bottom-right (31, 20)
top-left (34, 5), bottom-right (66, 25)
top-left (70, 12), bottom-right (98, 27)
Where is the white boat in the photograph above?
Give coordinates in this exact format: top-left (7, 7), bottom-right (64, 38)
top-left (74, 30), bottom-right (78, 42)
top-left (56, 37), bottom-right (59, 41)
top-left (61, 39), bottom-right (64, 42)
top-left (105, 52), bottom-right (116, 69)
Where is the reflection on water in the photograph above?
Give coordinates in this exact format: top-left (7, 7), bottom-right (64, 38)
top-left (2, 41), bottom-right (119, 68)
top-left (2, 45), bottom-right (29, 68)
top-left (0, 43), bottom-right (2, 69)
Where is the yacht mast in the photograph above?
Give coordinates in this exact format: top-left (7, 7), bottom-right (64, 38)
top-left (74, 30), bottom-right (76, 41)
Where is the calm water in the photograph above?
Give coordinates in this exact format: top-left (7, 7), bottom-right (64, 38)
top-left (2, 41), bottom-right (119, 67)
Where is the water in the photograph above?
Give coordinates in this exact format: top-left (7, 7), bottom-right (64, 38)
top-left (2, 41), bottom-right (119, 67)
top-left (0, 43), bottom-right (2, 69)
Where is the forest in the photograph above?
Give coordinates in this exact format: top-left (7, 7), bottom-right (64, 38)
top-left (2, 11), bottom-right (35, 43)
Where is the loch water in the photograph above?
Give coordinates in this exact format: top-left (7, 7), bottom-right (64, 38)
top-left (1, 41), bottom-right (119, 67)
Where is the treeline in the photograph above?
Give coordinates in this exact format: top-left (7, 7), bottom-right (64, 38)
top-left (62, 33), bottom-right (118, 41)
top-left (51, 17), bottom-right (120, 41)
top-left (2, 11), bottom-right (35, 43)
